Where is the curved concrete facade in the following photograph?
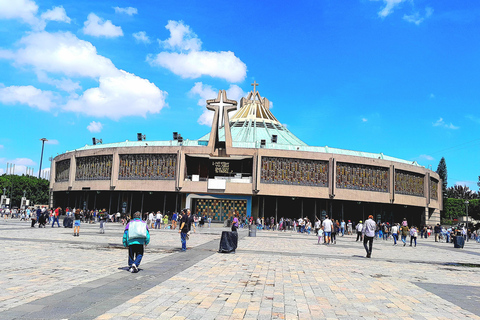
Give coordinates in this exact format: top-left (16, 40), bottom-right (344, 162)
top-left (50, 88), bottom-right (441, 226)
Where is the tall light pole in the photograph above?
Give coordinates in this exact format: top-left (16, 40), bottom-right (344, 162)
top-left (465, 200), bottom-right (469, 242)
top-left (38, 138), bottom-right (48, 178)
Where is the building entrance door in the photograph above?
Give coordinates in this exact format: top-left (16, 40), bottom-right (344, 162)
top-left (194, 198), bottom-right (247, 222)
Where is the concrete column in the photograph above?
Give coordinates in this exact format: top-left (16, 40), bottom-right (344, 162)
top-left (389, 165), bottom-right (395, 203)
top-left (110, 151), bottom-right (119, 189)
top-left (329, 157), bottom-right (335, 198)
top-left (69, 155), bottom-right (76, 189)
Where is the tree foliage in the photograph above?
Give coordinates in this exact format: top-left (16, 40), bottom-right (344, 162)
top-left (0, 174), bottom-right (49, 208)
top-left (436, 157), bottom-right (448, 200)
top-left (444, 198), bottom-right (480, 221)
top-left (446, 185), bottom-right (478, 200)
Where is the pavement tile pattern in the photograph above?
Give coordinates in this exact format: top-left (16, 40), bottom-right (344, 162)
top-left (0, 219), bottom-right (479, 320)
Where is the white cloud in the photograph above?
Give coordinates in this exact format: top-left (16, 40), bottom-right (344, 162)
top-left (13, 31), bottom-right (118, 78)
top-left (149, 51), bottom-right (247, 83)
top-left (418, 154), bottom-right (434, 161)
top-left (0, 0), bottom-right (39, 26)
top-left (40, 6), bottom-right (70, 23)
top-left (433, 117), bottom-right (459, 130)
top-left (65, 70), bottom-right (167, 120)
top-left (83, 13), bottom-right (123, 38)
top-left (37, 71), bottom-right (81, 92)
top-left (376, 0), bottom-right (405, 18)
top-left (362, 118), bottom-right (368, 122)
top-left (425, 7), bottom-right (434, 18)
top-left (113, 6), bottom-right (137, 15)
top-left (87, 121), bottom-right (103, 133)
top-left (404, 7), bottom-right (433, 25)
top-left (45, 139), bottom-right (59, 145)
top-left (148, 20), bottom-right (246, 83)
top-left (466, 115), bottom-right (480, 124)
top-left (159, 20), bottom-right (202, 51)
top-left (0, 157), bottom-right (36, 169)
top-left (0, 85), bottom-right (56, 111)
top-left (190, 82), bottom-right (245, 126)
top-left (133, 31), bottom-right (150, 43)
top-left (403, 12), bottom-right (423, 25)
top-left (2, 30), bottom-right (166, 120)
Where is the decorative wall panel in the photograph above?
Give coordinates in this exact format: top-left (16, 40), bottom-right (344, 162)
top-left (336, 163), bottom-right (389, 192)
top-left (260, 157), bottom-right (328, 186)
top-left (195, 199), bottom-right (246, 221)
top-left (430, 179), bottom-right (438, 200)
top-left (395, 170), bottom-right (424, 197)
top-left (75, 155), bottom-right (112, 181)
top-left (55, 159), bottom-right (70, 182)
top-left (119, 154), bottom-right (176, 180)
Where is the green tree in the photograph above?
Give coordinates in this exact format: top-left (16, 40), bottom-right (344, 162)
top-left (446, 185), bottom-right (477, 199)
top-left (0, 174), bottom-right (49, 208)
top-left (436, 157), bottom-right (448, 217)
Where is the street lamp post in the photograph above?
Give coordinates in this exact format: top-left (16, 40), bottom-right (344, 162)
top-left (465, 200), bottom-right (469, 242)
top-left (38, 138), bottom-right (48, 178)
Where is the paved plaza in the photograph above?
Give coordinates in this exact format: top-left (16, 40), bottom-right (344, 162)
top-left (1, 219), bottom-right (479, 320)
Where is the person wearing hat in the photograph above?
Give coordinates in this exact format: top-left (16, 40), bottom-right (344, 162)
top-left (362, 215), bottom-right (376, 258)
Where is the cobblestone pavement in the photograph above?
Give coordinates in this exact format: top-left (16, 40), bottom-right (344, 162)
top-left (1, 219), bottom-right (479, 319)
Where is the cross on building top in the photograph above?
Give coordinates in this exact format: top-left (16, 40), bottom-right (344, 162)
top-left (251, 81), bottom-right (259, 95)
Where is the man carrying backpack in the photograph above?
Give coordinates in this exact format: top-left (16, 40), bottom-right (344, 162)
top-left (123, 211), bottom-right (150, 273)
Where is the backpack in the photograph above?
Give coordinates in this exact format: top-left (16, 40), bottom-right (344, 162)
top-left (128, 220), bottom-right (147, 240)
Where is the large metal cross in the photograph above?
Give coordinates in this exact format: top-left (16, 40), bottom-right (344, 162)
top-left (206, 90), bottom-right (237, 129)
top-left (251, 80), bottom-right (259, 95)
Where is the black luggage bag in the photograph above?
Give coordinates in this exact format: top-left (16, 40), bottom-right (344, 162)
top-left (218, 231), bottom-right (238, 253)
top-left (63, 216), bottom-right (73, 228)
top-left (453, 235), bottom-right (464, 248)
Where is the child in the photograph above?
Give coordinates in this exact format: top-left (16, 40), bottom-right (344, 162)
top-left (317, 228), bottom-right (324, 245)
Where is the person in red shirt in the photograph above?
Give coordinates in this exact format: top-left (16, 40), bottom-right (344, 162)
top-left (52, 207), bottom-right (61, 227)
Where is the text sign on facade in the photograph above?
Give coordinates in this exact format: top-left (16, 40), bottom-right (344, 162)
top-left (212, 161), bottom-right (232, 174)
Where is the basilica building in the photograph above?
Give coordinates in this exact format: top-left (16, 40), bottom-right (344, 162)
top-left (50, 83), bottom-right (441, 226)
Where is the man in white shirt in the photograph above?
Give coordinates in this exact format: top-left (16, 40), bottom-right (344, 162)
top-left (356, 221), bottom-right (363, 242)
top-left (362, 215), bottom-right (376, 258)
top-left (322, 216), bottom-right (333, 244)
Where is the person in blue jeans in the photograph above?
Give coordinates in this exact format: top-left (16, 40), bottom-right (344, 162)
top-left (391, 223), bottom-right (399, 245)
top-left (400, 224), bottom-right (409, 246)
top-left (123, 211), bottom-right (150, 273)
top-left (52, 207), bottom-right (61, 227)
top-left (179, 209), bottom-right (193, 251)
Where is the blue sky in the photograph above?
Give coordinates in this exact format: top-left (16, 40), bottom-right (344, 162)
top-left (0, 0), bottom-right (479, 190)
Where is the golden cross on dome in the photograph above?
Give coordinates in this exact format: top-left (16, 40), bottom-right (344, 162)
top-left (251, 80), bottom-right (259, 95)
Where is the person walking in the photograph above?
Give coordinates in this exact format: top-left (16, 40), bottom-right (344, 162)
top-left (434, 223), bottom-right (442, 242)
top-left (179, 209), bottom-right (193, 251)
top-left (410, 225), bottom-right (418, 247)
top-left (73, 209), bottom-right (81, 236)
top-left (99, 209), bottom-right (107, 234)
top-left (52, 207), bottom-right (61, 227)
top-left (391, 223), bottom-right (399, 246)
top-left (362, 215), bottom-right (376, 258)
top-left (322, 216), bottom-right (334, 245)
top-left (400, 223), bottom-right (409, 246)
top-left (31, 207), bottom-right (39, 227)
top-left (122, 211), bottom-right (150, 273)
top-left (356, 221), bottom-right (363, 242)
top-left (155, 211), bottom-right (162, 229)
